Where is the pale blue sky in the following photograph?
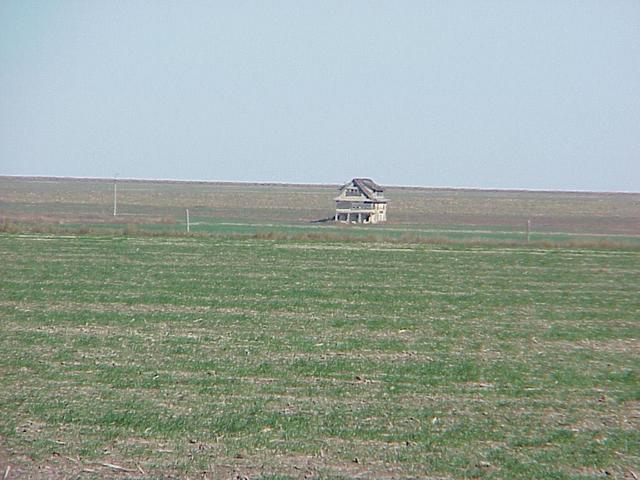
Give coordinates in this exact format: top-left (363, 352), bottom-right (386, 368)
top-left (1, 1), bottom-right (639, 191)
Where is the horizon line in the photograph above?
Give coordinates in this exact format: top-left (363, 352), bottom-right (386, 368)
top-left (0, 174), bottom-right (638, 195)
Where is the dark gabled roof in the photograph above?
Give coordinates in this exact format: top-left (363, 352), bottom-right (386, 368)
top-left (354, 178), bottom-right (384, 192)
top-left (339, 178), bottom-right (385, 201)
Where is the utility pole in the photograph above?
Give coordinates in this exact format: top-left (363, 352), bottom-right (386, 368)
top-left (113, 174), bottom-right (118, 216)
top-left (185, 209), bottom-right (190, 233)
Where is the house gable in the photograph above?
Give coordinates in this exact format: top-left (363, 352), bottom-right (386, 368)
top-left (335, 178), bottom-right (387, 203)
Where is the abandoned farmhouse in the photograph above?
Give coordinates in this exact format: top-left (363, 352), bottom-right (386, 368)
top-left (334, 178), bottom-right (388, 224)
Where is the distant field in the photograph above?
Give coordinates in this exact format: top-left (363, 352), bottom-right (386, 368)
top-left (1, 177), bottom-right (639, 246)
top-left (1, 233), bottom-right (639, 479)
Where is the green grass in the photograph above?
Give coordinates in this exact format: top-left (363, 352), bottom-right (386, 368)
top-left (4, 216), bottom-right (640, 249)
top-left (1, 233), bottom-right (639, 478)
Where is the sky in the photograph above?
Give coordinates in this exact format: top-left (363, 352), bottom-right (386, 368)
top-left (1, 1), bottom-right (639, 191)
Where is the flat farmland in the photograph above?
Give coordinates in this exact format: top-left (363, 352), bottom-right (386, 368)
top-left (2, 177), bottom-right (640, 245)
top-left (1, 234), bottom-right (638, 479)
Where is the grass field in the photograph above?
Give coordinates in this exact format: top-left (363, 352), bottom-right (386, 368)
top-left (1, 233), bottom-right (638, 479)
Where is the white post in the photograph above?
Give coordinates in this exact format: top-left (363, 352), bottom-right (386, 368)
top-left (526, 219), bottom-right (531, 243)
top-left (186, 209), bottom-right (190, 233)
top-left (113, 177), bottom-right (118, 216)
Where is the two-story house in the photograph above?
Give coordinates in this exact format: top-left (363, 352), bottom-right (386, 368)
top-left (334, 178), bottom-right (388, 224)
